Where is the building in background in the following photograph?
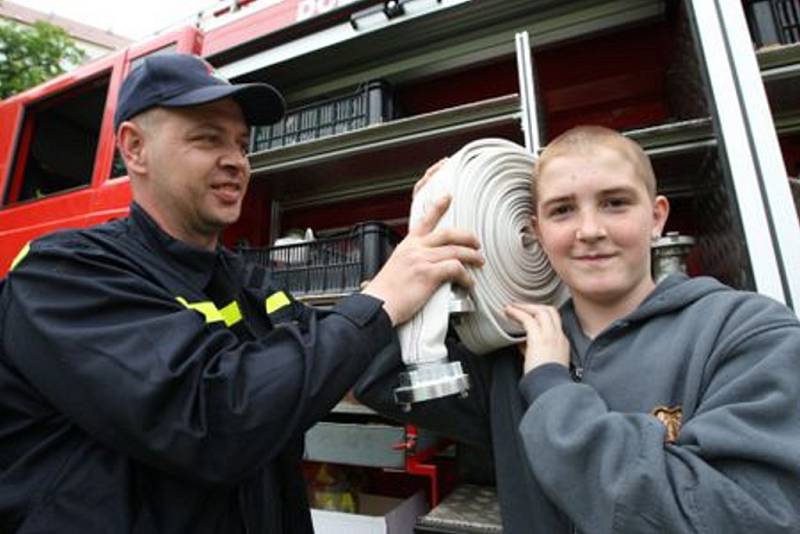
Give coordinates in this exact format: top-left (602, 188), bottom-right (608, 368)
top-left (0, 0), bottom-right (131, 61)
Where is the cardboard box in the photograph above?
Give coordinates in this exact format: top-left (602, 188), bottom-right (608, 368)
top-left (311, 491), bottom-right (428, 534)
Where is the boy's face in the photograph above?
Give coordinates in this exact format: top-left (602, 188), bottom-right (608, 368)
top-left (532, 145), bottom-right (669, 308)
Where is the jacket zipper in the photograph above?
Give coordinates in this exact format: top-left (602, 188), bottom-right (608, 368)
top-left (569, 360), bottom-right (582, 533)
top-left (567, 325), bottom-right (627, 533)
top-left (571, 365), bottom-right (584, 382)
top-left (569, 344), bottom-right (586, 533)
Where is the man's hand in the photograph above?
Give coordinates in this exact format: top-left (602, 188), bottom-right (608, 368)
top-left (362, 195), bottom-right (483, 326)
top-left (505, 303), bottom-right (570, 374)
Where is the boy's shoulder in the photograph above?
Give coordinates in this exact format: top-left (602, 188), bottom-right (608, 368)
top-left (663, 275), bottom-right (798, 331)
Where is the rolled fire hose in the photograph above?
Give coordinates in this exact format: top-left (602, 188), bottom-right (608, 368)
top-left (394, 138), bottom-right (569, 409)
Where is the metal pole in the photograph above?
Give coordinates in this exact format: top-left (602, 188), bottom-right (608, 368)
top-left (685, 0), bottom-right (796, 307)
top-left (515, 31), bottom-right (541, 153)
top-left (716, 0), bottom-right (800, 308)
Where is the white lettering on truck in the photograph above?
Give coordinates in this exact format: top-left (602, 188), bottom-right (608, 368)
top-left (296, 0), bottom-right (361, 22)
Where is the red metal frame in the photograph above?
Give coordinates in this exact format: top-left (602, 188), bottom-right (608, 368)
top-left (5, 71), bottom-right (114, 206)
top-left (393, 424), bottom-right (452, 507)
top-left (0, 101), bottom-right (22, 197)
top-left (1, 52), bottom-right (118, 210)
top-left (4, 114), bottom-right (35, 205)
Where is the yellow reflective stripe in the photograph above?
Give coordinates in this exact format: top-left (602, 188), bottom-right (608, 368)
top-left (219, 300), bottom-right (242, 327)
top-left (175, 297), bottom-right (242, 327)
top-left (176, 296), bottom-right (223, 324)
top-left (265, 291), bottom-right (291, 314)
top-left (10, 242), bottom-right (31, 271)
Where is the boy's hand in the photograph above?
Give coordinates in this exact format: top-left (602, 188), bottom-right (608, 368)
top-left (505, 303), bottom-right (570, 375)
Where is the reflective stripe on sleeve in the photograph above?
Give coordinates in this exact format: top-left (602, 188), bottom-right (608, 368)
top-left (218, 300), bottom-right (243, 327)
top-left (265, 291), bottom-right (291, 314)
top-left (176, 297), bottom-right (223, 323)
top-left (175, 296), bottom-right (242, 327)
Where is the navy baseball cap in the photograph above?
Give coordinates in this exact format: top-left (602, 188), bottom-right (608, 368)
top-left (114, 53), bottom-right (285, 129)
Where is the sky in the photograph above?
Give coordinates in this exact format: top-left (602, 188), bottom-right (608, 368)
top-left (11, 0), bottom-right (219, 39)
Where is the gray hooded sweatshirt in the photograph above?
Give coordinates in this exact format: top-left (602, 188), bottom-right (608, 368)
top-left (520, 273), bottom-right (800, 533)
top-left (355, 274), bottom-right (800, 533)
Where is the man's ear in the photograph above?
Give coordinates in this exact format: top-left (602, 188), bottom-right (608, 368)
top-left (117, 121), bottom-right (147, 176)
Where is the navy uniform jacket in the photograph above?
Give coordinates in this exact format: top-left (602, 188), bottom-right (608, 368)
top-left (0, 203), bottom-right (395, 533)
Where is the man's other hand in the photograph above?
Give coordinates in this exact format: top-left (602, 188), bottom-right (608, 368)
top-left (412, 158), bottom-right (448, 198)
top-left (362, 195), bottom-right (483, 326)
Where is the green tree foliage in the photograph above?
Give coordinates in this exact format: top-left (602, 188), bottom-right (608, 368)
top-left (0, 20), bottom-right (87, 99)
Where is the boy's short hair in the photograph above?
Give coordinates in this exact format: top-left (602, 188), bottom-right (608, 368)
top-left (532, 125), bottom-right (657, 208)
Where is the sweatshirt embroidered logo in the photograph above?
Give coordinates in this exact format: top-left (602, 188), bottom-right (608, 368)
top-left (651, 405), bottom-right (683, 444)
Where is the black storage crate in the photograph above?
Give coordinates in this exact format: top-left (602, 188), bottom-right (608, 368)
top-left (251, 81), bottom-right (393, 152)
top-left (239, 222), bottom-right (398, 297)
top-left (746, 0), bottom-right (800, 46)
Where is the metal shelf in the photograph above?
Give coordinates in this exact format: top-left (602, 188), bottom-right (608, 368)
top-left (757, 41), bottom-right (800, 78)
top-left (625, 118), bottom-right (715, 154)
top-left (249, 101), bottom-right (721, 178)
top-left (249, 94), bottom-right (521, 176)
top-left (332, 400), bottom-right (377, 415)
top-left (305, 422), bottom-right (407, 468)
top-left (305, 420), bottom-right (442, 468)
top-left (758, 43), bottom-right (800, 124)
top-left (622, 119), bottom-right (716, 197)
top-left (416, 484), bottom-right (503, 533)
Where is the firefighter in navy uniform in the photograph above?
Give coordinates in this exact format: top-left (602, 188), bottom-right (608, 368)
top-left (0, 53), bottom-right (483, 534)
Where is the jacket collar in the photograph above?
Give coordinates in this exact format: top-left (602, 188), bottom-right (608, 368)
top-left (128, 202), bottom-right (228, 291)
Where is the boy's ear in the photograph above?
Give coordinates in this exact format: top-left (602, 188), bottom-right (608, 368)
top-left (530, 214), bottom-right (541, 240)
top-left (651, 195), bottom-right (670, 239)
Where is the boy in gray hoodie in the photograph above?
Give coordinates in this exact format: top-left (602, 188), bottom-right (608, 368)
top-left (356, 126), bottom-right (800, 533)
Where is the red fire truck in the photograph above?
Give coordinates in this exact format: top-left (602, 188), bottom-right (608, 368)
top-left (1, 0), bottom-right (799, 530)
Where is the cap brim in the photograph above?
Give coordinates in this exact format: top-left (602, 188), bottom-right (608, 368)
top-left (163, 83), bottom-right (285, 126)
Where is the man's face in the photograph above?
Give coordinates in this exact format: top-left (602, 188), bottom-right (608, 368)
top-left (136, 98), bottom-right (251, 248)
top-left (532, 145), bottom-right (668, 308)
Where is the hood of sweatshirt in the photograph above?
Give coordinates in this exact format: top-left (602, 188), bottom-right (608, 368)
top-left (626, 273), bottom-right (730, 322)
top-left (559, 273), bottom-right (731, 336)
